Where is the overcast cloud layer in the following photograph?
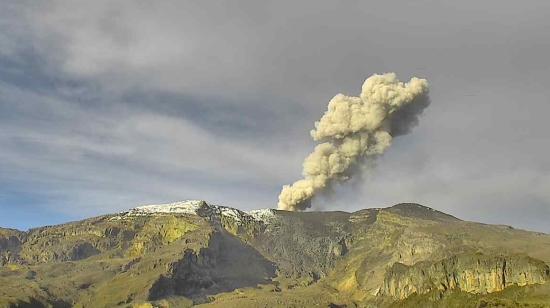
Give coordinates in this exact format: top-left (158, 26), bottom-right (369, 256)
top-left (1, 1), bottom-right (549, 232)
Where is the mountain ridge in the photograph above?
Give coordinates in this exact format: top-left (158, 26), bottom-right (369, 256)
top-left (1, 200), bottom-right (549, 307)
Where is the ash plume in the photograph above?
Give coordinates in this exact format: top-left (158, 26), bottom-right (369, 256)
top-left (278, 73), bottom-right (430, 211)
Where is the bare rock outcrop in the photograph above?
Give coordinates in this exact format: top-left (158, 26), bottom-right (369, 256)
top-left (381, 253), bottom-right (550, 299)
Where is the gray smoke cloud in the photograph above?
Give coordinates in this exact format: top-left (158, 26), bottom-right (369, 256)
top-left (278, 73), bottom-right (430, 211)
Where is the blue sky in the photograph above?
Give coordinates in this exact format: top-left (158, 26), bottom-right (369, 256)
top-left (1, 1), bottom-right (550, 232)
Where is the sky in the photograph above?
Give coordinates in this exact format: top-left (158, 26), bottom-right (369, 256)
top-left (1, 1), bottom-right (549, 232)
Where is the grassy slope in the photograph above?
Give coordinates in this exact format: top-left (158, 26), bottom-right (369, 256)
top-left (1, 204), bottom-right (550, 307)
top-left (201, 206), bottom-right (550, 307)
top-left (390, 284), bottom-right (550, 308)
top-left (0, 214), bottom-right (210, 307)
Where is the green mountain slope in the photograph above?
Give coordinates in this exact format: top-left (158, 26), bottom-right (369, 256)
top-left (1, 201), bottom-right (549, 307)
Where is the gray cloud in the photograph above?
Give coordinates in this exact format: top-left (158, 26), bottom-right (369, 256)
top-left (1, 0), bottom-right (549, 232)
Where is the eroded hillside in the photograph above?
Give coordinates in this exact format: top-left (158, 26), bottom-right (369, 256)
top-left (1, 201), bottom-right (549, 307)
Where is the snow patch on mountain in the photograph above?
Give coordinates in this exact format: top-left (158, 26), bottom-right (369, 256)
top-left (247, 209), bottom-right (277, 223)
top-left (122, 200), bottom-right (277, 225)
top-left (130, 200), bottom-right (206, 215)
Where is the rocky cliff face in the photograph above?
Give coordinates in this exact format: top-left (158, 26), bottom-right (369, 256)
top-left (0, 228), bottom-right (23, 265)
top-left (249, 210), bottom-right (352, 280)
top-left (1, 201), bottom-right (550, 307)
top-left (149, 231), bottom-right (276, 301)
top-left (381, 253), bottom-right (550, 299)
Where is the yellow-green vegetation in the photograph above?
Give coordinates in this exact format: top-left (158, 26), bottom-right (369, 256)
top-left (197, 281), bottom-right (352, 308)
top-left (0, 213), bottom-right (210, 307)
top-left (128, 216), bottom-right (198, 258)
top-left (1, 203), bottom-right (550, 307)
top-left (390, 284), bottom-right (550, 308)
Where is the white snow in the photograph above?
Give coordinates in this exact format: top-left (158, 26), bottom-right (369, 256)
top-left (217, 206), bottom-right (245, 222)
top-left (128, 200), bottom-right (207, 215)
top-left (247, 208), bottom-right (277, 222)
top-left (124, 200), bottom-right (277, 225)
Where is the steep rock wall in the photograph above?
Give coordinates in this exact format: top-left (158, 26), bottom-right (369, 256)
top-left (148, 230), bottom-right (276, 301)
top-left (381, 253), bottom-right (550, 299)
